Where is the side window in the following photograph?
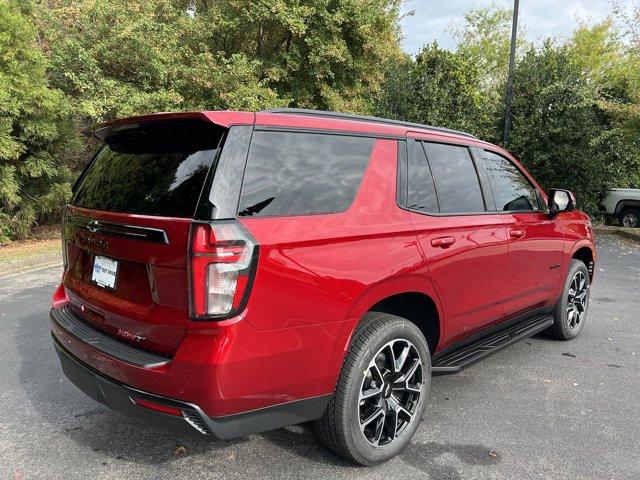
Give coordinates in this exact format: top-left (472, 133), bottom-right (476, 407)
top-left (407, 141), bottom-right (439, 213)
top-left (238, 131), bottom-right (374, 217)
top-left (483, 151), bottom-right (541, 212)
top-left (423, 142), bottom-right (485, 214)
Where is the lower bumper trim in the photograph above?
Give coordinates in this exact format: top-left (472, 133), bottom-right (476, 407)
top-left (53, 334), bottom-right (330, 439)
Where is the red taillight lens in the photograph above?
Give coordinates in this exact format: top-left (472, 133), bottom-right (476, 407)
top-left (51, 279), bottom-right (68, 308)
top-left (132, 397), bottom-right (182, 416)
top-left (191, 221), bottom-right (257, 318)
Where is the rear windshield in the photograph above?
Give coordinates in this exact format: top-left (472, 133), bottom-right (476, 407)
top-left (72, 119), bottom-right (224, 218)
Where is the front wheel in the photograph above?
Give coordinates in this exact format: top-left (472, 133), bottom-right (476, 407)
top-left (315, 312), bottom-right (430, 465)
top-left (547, 259), bottom-right (590, 340)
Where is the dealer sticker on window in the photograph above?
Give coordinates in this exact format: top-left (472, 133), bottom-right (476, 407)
top-left (91, 255), bottom-right (119, 290)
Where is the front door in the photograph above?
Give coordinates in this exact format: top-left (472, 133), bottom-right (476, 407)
top-left (404, 139), bottom-right (509, 348)
top-left (481, 150), bottom-right (564, 318)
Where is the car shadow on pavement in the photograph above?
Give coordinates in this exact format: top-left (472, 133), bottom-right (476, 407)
top-left (260, 423), bottom-right (501, 477)
top-left (260, 424), bottom-right (353, 467)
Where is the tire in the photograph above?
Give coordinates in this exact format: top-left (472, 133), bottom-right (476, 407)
top-left (315, 312), bottom-right (431, 466)
top-left (620, 209), bottom-right (640, 228)
top-left (547, 259), bottom-right (590, 340)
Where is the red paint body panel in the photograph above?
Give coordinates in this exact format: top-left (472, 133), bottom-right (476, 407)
top-left (52, 110), bottom-right (596, 422)
top-left (63, 206), bottom-right (192, 356)
top-left (501, 212), bottom-right (565, 317)
top-left (410, 213), bottom-right (509, 346)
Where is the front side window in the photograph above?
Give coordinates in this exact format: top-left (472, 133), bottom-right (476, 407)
top-left (238, 131), bottom-right (374, 217)
top-left (483, 151), bottom-right (541, 212)
top-left (423, 142), bottom-right (485, 214)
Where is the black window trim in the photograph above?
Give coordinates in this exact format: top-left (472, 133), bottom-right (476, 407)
top-left (399, 139), bottom-right (441, 214)
top-left (418, 141), bottom-right (442, 213)
top-left (254, 124), bottom-right (403, 140)
top-left (481, 148), bottom-right (549, 214)
top-left (194, 129), bottom-right (228, 220)
top-left (470, 147), bottom-right (497, 212)
top-left (398, 139), bottom-right (498, 217)
top-left (396, 140), bottom-right (408, 208)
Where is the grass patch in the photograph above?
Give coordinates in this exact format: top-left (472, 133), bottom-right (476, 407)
top-left (0, 226), bottom-right (61, 262)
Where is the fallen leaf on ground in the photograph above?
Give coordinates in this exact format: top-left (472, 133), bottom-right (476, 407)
top-left (172, 445), bottom-right (187, 456)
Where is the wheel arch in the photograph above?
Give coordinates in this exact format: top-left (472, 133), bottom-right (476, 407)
top-left (322, 277), bottom-right (443, 394)
top-left (571, 242), bottom-right (595, 280)
top-left (615, 199), bottom-right (640, 216)
top-left (344, 276), bottom-right (444, 356)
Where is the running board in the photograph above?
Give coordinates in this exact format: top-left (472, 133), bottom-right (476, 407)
top-left (431, 315), bottom-right (554, 376)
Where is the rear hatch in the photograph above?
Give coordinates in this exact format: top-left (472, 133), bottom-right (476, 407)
top-left (62, 116), bottom-right (227, 357)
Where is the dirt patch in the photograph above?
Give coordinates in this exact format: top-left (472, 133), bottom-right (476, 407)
top-left (0, 227), bottom-right (62, 275)
top-left (0, 237), bottom-right (61, 262)
top-left (594, 225), bottom-right (640, 242)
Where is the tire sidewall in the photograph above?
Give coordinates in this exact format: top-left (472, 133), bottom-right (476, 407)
top-left (555, 260), bottom-right (590, 339)
top-left (343, 319), bottom-right (431, 465)
top-left (621, 210), bottom-right (639, 228)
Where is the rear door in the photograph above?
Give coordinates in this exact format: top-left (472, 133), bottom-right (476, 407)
top-left (404, 139), bottom-right (509, 347)
top-left (480, 149), bottom-right (564, 317)
top-left (62, 117), bottom-right (233, 356)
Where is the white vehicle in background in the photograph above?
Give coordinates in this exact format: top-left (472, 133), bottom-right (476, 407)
top-left (601, 188), bottom-right (640, 228)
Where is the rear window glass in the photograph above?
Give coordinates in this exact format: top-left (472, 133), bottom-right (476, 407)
top-left (72, 120), bottom-right (223, 218)
top-left (407, 141), bottom-right (439, 213)
top-left (423, 142), bottom-right (485, 214)
top-left (238, 131), bottom-right (374, 217)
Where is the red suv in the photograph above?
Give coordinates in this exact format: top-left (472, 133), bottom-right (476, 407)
top-left (51, 109), bottom-right (596, 465)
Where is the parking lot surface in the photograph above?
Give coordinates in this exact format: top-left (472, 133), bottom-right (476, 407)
top-left (1, 233), bottom-right (638, 479)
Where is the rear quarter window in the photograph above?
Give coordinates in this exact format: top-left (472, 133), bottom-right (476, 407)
top-left (238, 131), bottom-right (374, 217)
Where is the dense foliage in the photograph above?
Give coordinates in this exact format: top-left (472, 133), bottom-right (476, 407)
top-left (375, 44), bottom-right (490, 136)
top-left (377, 5), bottom-right (640, 215)
top-left (0, 0), bottom-right (639, 241)
top-left (0, 1), bottom-right (79, 243)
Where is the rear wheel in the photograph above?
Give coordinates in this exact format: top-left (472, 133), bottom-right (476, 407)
top-left (620, 209), bottom-right (640, 228)
top-left (315, 312), bottom-right (430, 465)
top-left (547, 259), bottom-right (590, 340)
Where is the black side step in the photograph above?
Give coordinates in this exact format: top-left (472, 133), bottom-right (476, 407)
top-left (432, 315), bottom-right (554, 376)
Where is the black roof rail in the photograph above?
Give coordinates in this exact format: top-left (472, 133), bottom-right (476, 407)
top-left (261, 108), bottom-right (477, 139)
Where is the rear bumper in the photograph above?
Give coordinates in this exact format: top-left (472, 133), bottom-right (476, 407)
top-left (53, 333), bottom-right (330, 439)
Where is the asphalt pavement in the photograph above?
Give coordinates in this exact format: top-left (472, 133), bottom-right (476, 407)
top-left (1, 232), bottom-right (638, 480)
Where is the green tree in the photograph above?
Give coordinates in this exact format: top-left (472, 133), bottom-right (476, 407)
top-left (195, 0), bottom-right (405, 113)
top-left (506, 42), bottom-right (637, 215)
top-left (36, 0), bottom-right (286, 160)
top-left (35, 0), bottom-right (405, 167)
top-left (567, 20), bottom-right (640, 187)
top-left (0, 1), bottom-right (78, 242)
top-left (452, 3), bottom-right (526, 93)
top-left (37, 0), bottom-right (404, 122)
top-left (376, 43), bottom-right (489, 136)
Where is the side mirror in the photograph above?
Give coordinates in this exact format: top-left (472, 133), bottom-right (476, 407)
top-left (548, 188), bottom-right (575, 216)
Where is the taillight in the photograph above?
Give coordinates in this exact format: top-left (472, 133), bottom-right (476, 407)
top-left (131, 397), bottom-right (182, 416)
top-left (190, 221), bottom-right (258, 319)
top-left (51, 280), bottom-right (68, 308)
